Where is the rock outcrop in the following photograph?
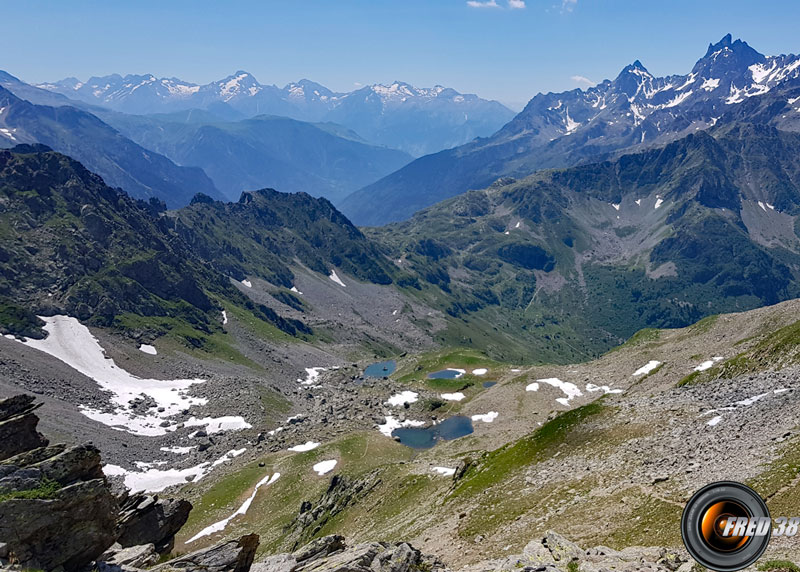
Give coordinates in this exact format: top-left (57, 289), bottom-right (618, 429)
top-left (151, 533), bottom-right (259, 572)
top-left (117, 493), bottom-right (193, 553)
top-left (473, 530), bottom-right (686, 572)
top-left (0, 394), bottom-right (262, 572)
top-left (0, 394), bottom-right (48, 461)
top-left (253, 535), bottom-right (446, 572)
top-left (285, 471), bottom-right (383, 550)
top-left (0, 399), bottom-right (119, 572)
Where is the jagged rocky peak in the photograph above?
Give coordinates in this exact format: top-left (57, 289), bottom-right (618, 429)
top-left (614, 59), bottom-right (655, 97)
top-left (693, 33), bottom-right (766, 78)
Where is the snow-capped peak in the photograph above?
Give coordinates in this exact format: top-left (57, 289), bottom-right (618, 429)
top-left (217, 71), bottom-right (261, 100)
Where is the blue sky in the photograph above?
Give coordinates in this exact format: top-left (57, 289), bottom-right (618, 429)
top-left (6, 0), bottom-right (800, 109)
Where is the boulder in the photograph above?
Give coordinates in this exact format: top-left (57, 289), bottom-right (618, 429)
top-left (100, 543), bottom-right (160, 568)
top-left (0, 395), bottom-right (48, 461)
top-left (151, 534), bottom-right (259, 572)
top-left (252, 553), bottom-right (298, 572)
top-left (117, 493), bottom-right (193, 553)
top-left (292, 534), bottom-right (346, 566)
top-left (543, 530), bottom-right (583, 562)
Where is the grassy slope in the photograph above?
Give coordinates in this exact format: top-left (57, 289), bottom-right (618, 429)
top-left (173, 298), bottom-right (800, 564)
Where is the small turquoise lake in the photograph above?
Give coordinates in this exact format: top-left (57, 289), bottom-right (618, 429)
top-left (392, 416), bottom-right (474, 449)
top-left (364, 360), bottom-right (396, 378)
top-left (427, 369), bottom-right (465, 380)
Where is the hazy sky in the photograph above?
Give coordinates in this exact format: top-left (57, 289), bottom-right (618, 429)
top-left (6, 0), bottom-right (800, 110)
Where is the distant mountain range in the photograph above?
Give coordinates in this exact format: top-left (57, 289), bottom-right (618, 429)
top-left (341, 34), bottom-right (800, 226)
top-left (0, 72), bottom-right (412, 205)
top-left (37, 73), bottom-right (515, 156)
top-left (0, 85), bottom-right (222, 207)
top-left (96, 111), bottom-right (412, 203)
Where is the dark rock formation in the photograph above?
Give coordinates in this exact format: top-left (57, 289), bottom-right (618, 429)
top-left (0, 395), bottom-right (119, 571)
top-left (100, 543), bottom-right (160, 568)
top-left (0, 480), bottom-right (119, 571)
top-left (0, 394), bottom-right (47, 460)
top-left (117, 493), bottom-right (193, 553)
top-left (286, 471), bottom-right (382, 549)
top-left (151, 533), bottom-right (259, 572)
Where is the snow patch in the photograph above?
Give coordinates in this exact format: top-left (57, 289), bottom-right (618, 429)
top-left (440, 392), bottom-right (465, 402)
top-left (241, 279), bottom-right (252, 288)
top-left (329, 270), bottom-right (346, 287)
top-left (526, 378), bottom-right (582, 407)
top-left (221, 310), bottom-right (228, 325)
top-left (654, 198), bottom-right (664, 209)
top-left (386, 391), bottom-right (419, 406)
top-left (564, 109), bottom-right (580, 134)
top-left (160, 446), bottom-right (196, 455)
top-left (290, 286), bottom-right (303, 295)
top-left (702, 392), bottom-right (770, 427)
top-left (298, 367), bottom-right (325, 386)
top-left (102, 447), bottom-right (248, 493)
top-left (17, 316), bottom-right (209, 437)
top-left (633, 360), bottom-right (661, 376)
top-left (432, 467), bottom-right (456, 477)
top-left (611, 203), bottom-right (620, 211)
top-left (288, 441), bottom-right (320, 452)
top-left (377, 416), bottom-right (425, 437)
top-left (471, 411), bottom-right (499, 423)
top-left (694, 357), bottom-right (723, 372)
top-left (313, 460), bottom-right (337, 475)
top-left (664, 90), bottom-right (692, 108)
top-left (586, 383), bottom-right (623, 395)
top-left (138, 344), bottom-right (157, 355)
top-left (700, 78), bottom-right (720, 91)
top-left (472, 368), bottom-right (488, 376)
top-left (211, 448), bottom-right (246, 467)
top-left (183, 416), bottom-right (252, 434)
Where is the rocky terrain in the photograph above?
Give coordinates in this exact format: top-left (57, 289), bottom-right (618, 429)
top-left (5, 296), bottom-right (800, 570)
top-left (0, 393), bottom-right (698, 572)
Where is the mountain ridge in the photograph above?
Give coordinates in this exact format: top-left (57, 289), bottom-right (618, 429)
top-left (0, 86), bottom-right (223, 207)
top-left (35, 72), bottom-right (516, 156)
top-left (340, 34), bottom-right (800, 226)
top-left (95, 111), bottom-right (413, 203)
